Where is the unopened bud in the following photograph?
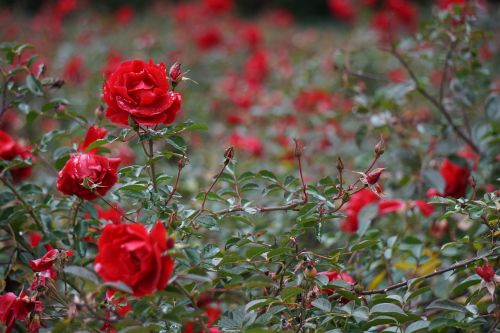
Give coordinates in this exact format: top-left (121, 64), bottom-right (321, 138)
top-left (374, 137), bottom-right (385, 156)
top-left (336, 156), bottom-right (344, 171)
top-left (94, 105), bottom-right (105, 120)
top-left (224, 147), bottom-right (234, 161)
top-left (366, 168), bottom-right (384, 185)
top-left (293, 139), bottom-right (304, 158)
top-left (178, 156), bottom-right (187, 169)
top-left (169, 62), bottom-right (182, 83)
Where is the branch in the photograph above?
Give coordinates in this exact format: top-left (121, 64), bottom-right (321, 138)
top-left (0, 175), bottom-right (44, 231)
top-left (165, 157), bottom-right (186, 206)
top-left (358, 247), bottom-right (499, 295)
top-left (388, 46), bottom-right (480, 154)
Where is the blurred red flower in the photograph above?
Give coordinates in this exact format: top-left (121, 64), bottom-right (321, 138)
top-left (0, 130), bottom-right (34, 182)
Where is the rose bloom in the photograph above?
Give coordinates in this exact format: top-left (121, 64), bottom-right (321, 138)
top-left (94, 222), bottom-right (175, 297)
top-left (103, 60), bottom-right (182, 126)
top-left (427, 159), bottom-right (470, 199)
top-left (56, 153), bottom-right (120, 201)
top-left (341, 188), bottom-right (405, 233)
top-left (0, 130), bottom-right (34, 182)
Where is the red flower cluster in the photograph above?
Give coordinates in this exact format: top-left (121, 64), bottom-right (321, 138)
top-left (57, 126), bottom-right (120, 201)
top-left (103, 60), bottom-right (182, 126)
top-left (94, 222), bottom-right (175, 297)
top-left (0, 130), bottom-right (34, 182)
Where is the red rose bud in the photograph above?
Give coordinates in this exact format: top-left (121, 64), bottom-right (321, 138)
top-left (169, 62), bottom-right (182, 82)
top-left (224, 147), bottom-right (234, 160)
top-left (475, 262), bottom-right (495, 282)
top-left (366, 168), bottom-right (384, 185)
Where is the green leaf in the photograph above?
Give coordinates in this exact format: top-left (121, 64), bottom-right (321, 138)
top-left (280, 287), bottom-right (303, 301)
top-left (26, 74), bottom-right (44, 96)
top-left (405, 320), bottom-right (430, 333)
top-left (311, 298), bottom-right (331, 312)
top-left (427, 299), bottom-right (466, 313)
top-left (63, 266), bottom-right (100, 284)
top-left (350, 239), bottom-right (380, 251)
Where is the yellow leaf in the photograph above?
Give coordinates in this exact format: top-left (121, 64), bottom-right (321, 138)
top-left (368, 271), bottom-right (386, 290)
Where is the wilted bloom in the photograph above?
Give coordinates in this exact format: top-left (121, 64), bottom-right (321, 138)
top-left (476, 262), bottom-right (495, 283)
top-left (95, 222), bottom-right (175, 297)
top-left (103, 60), bottom-right (182, 126)
top-left (0, 292), bottom-right (42, 333)
top-left (30, 248), bottom-right (73, 272)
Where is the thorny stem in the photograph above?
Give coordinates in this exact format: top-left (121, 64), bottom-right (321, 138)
top-left (70, 198), bottom-right (83, 246)
top-left (387, 45), bottom-right (481, 154)
top-left (148, 139), bottom-right (158, 192)
top-left (173, 281), bottom-right (209, 333)
top-left (98, 195), bottom-right (135, 223)
top-left (0, 175), bottom-right (44, 231)
top-left (165, 157), bottom-right (185, 206)
top-left (358, 247), bottom-right (499, 295)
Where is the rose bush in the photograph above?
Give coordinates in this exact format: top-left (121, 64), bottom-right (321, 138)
top-left (0, 0), bottom-right (499, 332)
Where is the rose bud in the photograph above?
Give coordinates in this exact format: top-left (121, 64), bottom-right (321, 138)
top-left (304, 264), bottom-right (317, 279)
top-left (366, 168), bottom-right (385, 185)
top-left (374, 137), bottom-right (385, 156)
top-left (475, 262), bottom-right (495, 282)
top-left (169, 62), bottom-right (182, 82)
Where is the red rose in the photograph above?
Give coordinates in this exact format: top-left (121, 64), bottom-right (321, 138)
top-left (427, 159), bottom-right (470, 199)
top-left (341, 189), bottom-right (406, 233)
top-left (56, 153), bottom-right (120, 200)
top-left (94, 222), bottom-right (175, 297)
top-left (103, 60), bottom-right (182, 126)
top-left (0, 130), bottom-right (34, 182)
